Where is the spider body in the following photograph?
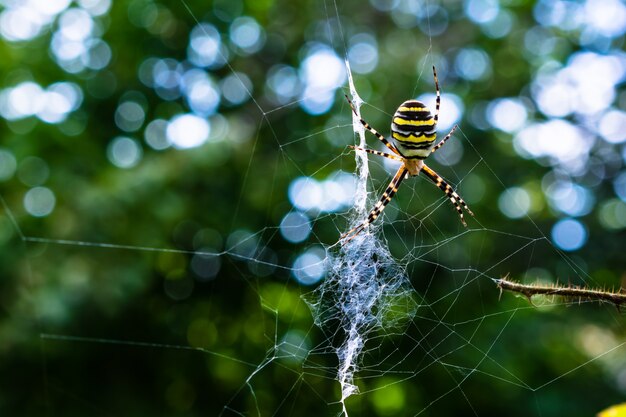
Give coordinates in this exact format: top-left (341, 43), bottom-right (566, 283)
top-left (391, 100), bottom-right (437, 161)
top-left (341, 66), bottom-right (474, 242)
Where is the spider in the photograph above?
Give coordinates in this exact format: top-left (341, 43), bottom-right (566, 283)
top-left (342, 66), bottom-right (474, 242)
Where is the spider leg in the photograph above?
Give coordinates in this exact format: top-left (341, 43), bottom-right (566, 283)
top-left (341, 165), bottom-right (409, 243)
top-left (430, 124), bottom-right (458, 154)
top-left (421, 164), bottom-right (474, 226)
top-left (432, 66), bottom-right (441, 124)
top-left (344, 95), bottom-right (401, 156)
top-left (348, 145), bottom-right (403, 162)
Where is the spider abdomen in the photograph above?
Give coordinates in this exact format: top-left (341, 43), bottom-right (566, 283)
top-left (391, 100), bottom-right (436, 159)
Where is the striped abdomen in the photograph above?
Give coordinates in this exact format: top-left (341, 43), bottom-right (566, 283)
top-left (391, 100), bottom-right (436, 159)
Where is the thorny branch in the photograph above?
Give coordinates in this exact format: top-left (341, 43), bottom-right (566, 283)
top-left (496, 275), bottom-right (626, 308)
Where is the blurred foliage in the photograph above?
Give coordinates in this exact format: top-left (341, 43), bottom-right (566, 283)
top-left (1, 0), bottom-right (626, 416)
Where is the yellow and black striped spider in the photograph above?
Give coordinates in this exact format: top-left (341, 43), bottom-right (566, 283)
top-left (342, 66), bottom-right (474, 242)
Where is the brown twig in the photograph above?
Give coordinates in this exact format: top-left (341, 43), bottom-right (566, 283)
top-left (495, 276), bottom-right (626, 308)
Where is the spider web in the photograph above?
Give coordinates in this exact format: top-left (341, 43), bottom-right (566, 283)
top-left (2, 0), bottom-right (626, 416)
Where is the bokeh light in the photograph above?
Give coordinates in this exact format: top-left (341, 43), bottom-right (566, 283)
top-left (584, 0), bottom-right (626, 38)
top-left (181, 69), bottom-right (221, 116)
top-left (514, 119), bottom-right (594, 174)
top-left (481, 9), bottom-right (514, 38)
top-left (551, 218), bottom-right (587, 251)
top-left (58, 8), bottom-right (93, 41)
top-left (612, 172), bottom-right (626, 202)
top-left (0, 0), bottom-right (73, 42)
top-left (545, 180), bottom-right (594, 217)
top-left (498, 187), bottom-right (531, 219)
top-left (144, 119), bottom-right (170, 150)
top-left (348, 33), bottom-right (379, 74)
top-left (187, 23), bottom-right (228, 68)
top-left (107, 136), bottom-right (142, 168)
top-left (47, 5), bottom-right (111, 73)
top-left (220, 72), bottom-right (252, 105)
top-left (151, 58), bottom-right (183, 99)
top-left (433, 136), bottom-right (463, 166)
top-left (455, 47), bottom-right (492, 81)
top-left (190, 252), bottom-right (221, 281)
top-left (280, 212), bottom-right (312, 243)
top-left (292, 246), bottom-right (325, 285)
top-left (532, 52), bottom-right (626, 118)
top-left (534, 0), bottom-right (626, 40)
top-left (598, 110), bottom-right (626, 144)
top-left (464, 0), bottom-right (499, 24)
top-left (77, 0), bottom-right (111, 16)
top-left (416, 93), bottom-right (463, 132)
top-left (18, 157), bottom-right (50, 187)
top-left (166, 114), bottom-right (210, 149)
top-left (299, 44), bottom-right (346, 115)
top-left (277, 330), bottom-right (310, 363)
top-left (288, 171), bottom-right (355, 214)
top-left (0, 81), bottom-right (83, 124)
top-left (267, 65), bottom-right (300, 105)
top-left (23, 186), bottom-right (56, 217)
top-left (0, 150), bottom-right (17, 181)
top-left (289, 177), bottom-right (323, 212)
top-left (0, 82), bottom-right (44, 120)
top-left (37, 83), bottom-right (83, 123)
top-left (598, 199), bottom-right (626, 230)
top-left (226, 229), bottom-right (258, 260)
top-left (229, 16), bottom-right (264, 54)
top-left (487, 98), bottom-right (528, 133)
top-left (115, 101), bottom-right (146, 132)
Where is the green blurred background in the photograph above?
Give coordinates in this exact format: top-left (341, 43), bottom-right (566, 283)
top-left (2, 0), bottom-right (626, 415)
